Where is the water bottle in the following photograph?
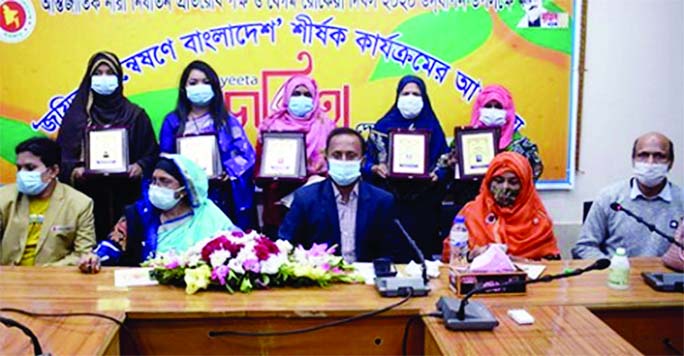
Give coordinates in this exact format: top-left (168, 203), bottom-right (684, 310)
top-left (449, 215), bottom-right (469, 270)
top-left (607, 247), bottom-right (630, 290)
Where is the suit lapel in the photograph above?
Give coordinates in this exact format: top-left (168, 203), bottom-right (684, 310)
top-left (322, 179), bottom-right (342, 247)
top-left (36, 183), bottom-right (64, 255)
top-left (10, 192), bottom-right (31, 263)
top-left (354, 182), bottom-right (371, 259)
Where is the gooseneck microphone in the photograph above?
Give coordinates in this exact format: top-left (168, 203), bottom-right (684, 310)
top-left (610, 202), bottom-right (683, 249)
top-left (394, 219), bottom-right (428, 287)
top-left (374, 219), bottom-right (430, 297)
top-left (437, 259), bottom-right (611, 330)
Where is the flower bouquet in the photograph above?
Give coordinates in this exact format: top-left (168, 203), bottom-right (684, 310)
top-left (143, 230), bottom-right (363, 294)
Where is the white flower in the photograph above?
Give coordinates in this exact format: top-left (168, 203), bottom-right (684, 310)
top-left (186, 252), bottom-right (202, 267)
top-left (228, 258), bottom-right (245, 274)
top-left (293, 246), bottom-right (308, 264)
top-left (275, 240), bottom-right (293, 254)
top-left (235, 246), bottom-right (258, 265)
top-left (260, 254), bottom-right (286, 274)
top-left (209, 249), bottom-right (232, 267)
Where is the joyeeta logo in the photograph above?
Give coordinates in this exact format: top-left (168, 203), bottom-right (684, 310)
top-left (0, 0), bottom-right (35, 43)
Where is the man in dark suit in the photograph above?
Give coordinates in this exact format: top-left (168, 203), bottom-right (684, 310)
top-left (279, 127), bottom-right (406, 262)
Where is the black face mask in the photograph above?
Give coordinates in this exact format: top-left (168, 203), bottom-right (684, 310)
top-left (490, 184), bottom-right (520, 207)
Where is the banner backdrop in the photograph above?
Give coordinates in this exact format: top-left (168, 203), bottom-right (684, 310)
top-left (0, 0), bottom-right (580, 189)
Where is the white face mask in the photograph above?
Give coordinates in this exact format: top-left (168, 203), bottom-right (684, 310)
top-left (91, 75), bottom-right (119, 96)
top-left (148, 185), bottom-right (184, 211)
top-left (633, 162), bottom-right (669, 187)
top-left (479, 108), bottom-right (507, 127)
top-left (396, 95), bottom-right (423, 120)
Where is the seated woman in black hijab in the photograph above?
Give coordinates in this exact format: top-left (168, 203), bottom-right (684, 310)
top-left (56, 51), bottom-right (159, 240)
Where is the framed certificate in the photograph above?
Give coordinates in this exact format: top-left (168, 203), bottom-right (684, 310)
top-left (388, 129), bottom-right (430, 179)
top-left (86, 127), bottom-right (129, 174)
top-left (454, 126), bottom-right (500, 180)
top-left (257, 131), bottom-right (307, 181)
top-left (177, 134), bottom-right (222, 178)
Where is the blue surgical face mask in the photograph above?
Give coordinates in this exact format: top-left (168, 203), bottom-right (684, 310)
top-left (148, 185), bottom-right (184, 211)
top-left (17, 170), bottom-right (50, 196)
top-left (186, 84), bottom-right (215, 106)
top-left (287, 96), bottom-right (314, 118)
top-left (328, 159), bottom-right (362, 187)
top-left (91, 75), bottom-right (119, 96)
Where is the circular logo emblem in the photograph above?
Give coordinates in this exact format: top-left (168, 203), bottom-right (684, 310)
top-left (0, 0), bottom-right (36, 43)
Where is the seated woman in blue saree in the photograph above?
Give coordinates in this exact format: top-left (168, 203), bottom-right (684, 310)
top-left (159, 60), bottom-right (256, 230)
top-left (78, 154), bottom-right (239, 272)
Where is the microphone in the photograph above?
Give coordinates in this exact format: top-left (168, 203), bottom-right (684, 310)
top-left (0, 316), bottom-right (49, 356)
top-left (436, 258), bottom-right (611, 330)
top-left (610, 202), bottom-right (683, 249)
top-left (374, 219), bottom-right (430, 297)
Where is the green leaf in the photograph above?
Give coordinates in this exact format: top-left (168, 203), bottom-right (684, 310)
top-left (370, 9), bottom-right (493, 81)
top-left (240, 278), bottom-right (253, 293)
top-left (495, 0), bottom-right (572, 54)
top-left (226, 283), bottom-right (235, 294)
top-left (0, 117), bottom-right (46, 165)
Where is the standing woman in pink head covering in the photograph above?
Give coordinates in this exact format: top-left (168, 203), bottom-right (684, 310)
top-left (256, 74), bottom-right (336, 236)
top-left (441, 84), bottom-right (543, 207)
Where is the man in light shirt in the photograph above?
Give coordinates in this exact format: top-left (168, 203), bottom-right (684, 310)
top-left (573, 132), bottom-right (683, 259)
top-left (279, 127), bottom-right (405, 262)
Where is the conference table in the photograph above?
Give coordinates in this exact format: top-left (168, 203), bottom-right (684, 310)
top-left (1, 258), bottom-right (682, 355)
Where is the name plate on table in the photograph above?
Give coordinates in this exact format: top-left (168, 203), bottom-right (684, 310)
top-left (388, 129), bottom-right (430, 179)
top-left (177, 135), bottom-right (222, 178)
top-left (258, 131), bottom-right (307, 181)
top-left (86, 127), bottom-right (129, 174)
top-left (454, 126), bottom-right (500, 180)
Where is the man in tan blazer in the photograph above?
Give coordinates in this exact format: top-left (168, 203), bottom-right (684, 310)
top-left (0, 137), bottom-right (95, 266)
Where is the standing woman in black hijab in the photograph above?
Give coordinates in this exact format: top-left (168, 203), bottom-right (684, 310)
top-left (57, 51), bottom-right (159, 240)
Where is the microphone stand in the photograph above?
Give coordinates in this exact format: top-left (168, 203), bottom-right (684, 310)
top-left (374, 219), bottom-right (430, 297)
top-left (437, 259), bottom-right (610, 331)
top-left (0, 316), bottom-right (47, 356)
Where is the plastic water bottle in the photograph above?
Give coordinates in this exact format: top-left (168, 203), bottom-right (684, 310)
top-left (607, 247), bottom-right (630, 290)
top-left (449, 215), bottom-right (469, 269)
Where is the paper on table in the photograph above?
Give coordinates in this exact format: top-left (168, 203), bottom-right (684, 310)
top-left (404, 260), bottom-right (441, 278)
top-left (114, 268), bottom-right (159, 287)
top-left (514, 263), bottom-right (547, 280)
top-left (352, 262), bottom-right (376, 285)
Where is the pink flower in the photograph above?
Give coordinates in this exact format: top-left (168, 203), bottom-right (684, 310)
top-left (326, 245), bottom-right (337, 254)
top-left (211, 265), bottom-right (230, 285)
top-left (332, 267), bottom-right (343, 274)
top-left (307, 243), bottom-right (329, 258)
top-left (165, 260), bottom-right (180, 269)
top-left (231, 231), bottom-right (245, 238)
top-left (321, 263), bottom-right (331, 271)
top-left (243, 258), bottom-right (260, 273)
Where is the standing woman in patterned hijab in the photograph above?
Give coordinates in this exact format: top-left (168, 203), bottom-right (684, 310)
top-left (159, 60), bottom-right (256, 230)
top-left (57, 51), bottom-right (159, 240)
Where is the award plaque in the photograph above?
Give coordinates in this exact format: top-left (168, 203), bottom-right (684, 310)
top-left (177, 134), bottom-right (222, 178)
top-left (257, 131), bottom-right (307, 181)
top-left (454, 126), bottom-right (500, 180)
top-left (388, 129), bottom-right (430, 179)
top-left (86, 127), bottom-right (129, 174)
